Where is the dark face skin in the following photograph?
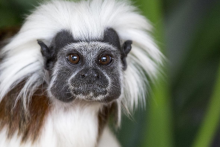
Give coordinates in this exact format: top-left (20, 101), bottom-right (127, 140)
top-left (38, 28), bottom-right (132, 103)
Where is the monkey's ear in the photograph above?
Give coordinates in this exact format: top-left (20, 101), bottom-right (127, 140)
top-left (37, 40), bottom-right (55, 70)
top-left (123, 40), bottom-right (132, 56)
top-left (37, 40), bottom-right (51, 59)
top-left (121, 40), bottom-right (132, 70)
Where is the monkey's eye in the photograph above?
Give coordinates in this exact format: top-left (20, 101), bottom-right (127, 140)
top-left (67, 54), bottom-right (80, 64)
top-left (99, 55), bottom-right (112, 65)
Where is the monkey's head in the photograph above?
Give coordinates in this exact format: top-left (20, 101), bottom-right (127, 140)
top-left (0, 0), bottom-right (163, 116)
top-left (38, 28), bottom-right (132, 103)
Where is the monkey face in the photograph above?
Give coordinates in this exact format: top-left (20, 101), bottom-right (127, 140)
top-left (51, 42), bottom-right (122, 102)
top-left (38, 29), bottom-right (132, 103)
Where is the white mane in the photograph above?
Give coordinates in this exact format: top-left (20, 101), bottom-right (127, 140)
top-left (0, 0), bottom-right (163, 114)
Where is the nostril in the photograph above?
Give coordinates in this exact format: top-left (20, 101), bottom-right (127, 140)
top-left (81, 74), bottom-right (86, 78)
top-left (94, 73), bottom-right (99, 79)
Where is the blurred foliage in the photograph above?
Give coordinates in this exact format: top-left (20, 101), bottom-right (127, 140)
top-left (0, 0), bottom-right (220, 147)
top-left (193, 63), bottom-right (220, 147)
top-left (167, 0), bottom-right (220, 147)
top-left (0, 0), bottom-right (41, 27)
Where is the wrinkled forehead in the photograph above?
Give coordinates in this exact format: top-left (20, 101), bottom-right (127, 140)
top-left (63, 42), bottom-right (119, 55)
top-left (49, 28), bottom-right (122, 58)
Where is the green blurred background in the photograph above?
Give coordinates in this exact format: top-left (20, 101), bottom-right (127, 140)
top-left (1, 0), bottom-right (220, 147)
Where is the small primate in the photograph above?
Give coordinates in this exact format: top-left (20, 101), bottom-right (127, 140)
top-left (0, 0), bottom-right (163, 147)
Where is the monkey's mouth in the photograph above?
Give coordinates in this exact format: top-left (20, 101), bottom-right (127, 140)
top-left (71, 84), bottom-right (108, 98)
top-left (50, 83), bottom-right (120, 103)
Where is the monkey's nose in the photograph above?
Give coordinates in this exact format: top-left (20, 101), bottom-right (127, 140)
top-left (80, 69), bottom-right (99, 79)
top-left (71, 68), bottom-right (108, 88)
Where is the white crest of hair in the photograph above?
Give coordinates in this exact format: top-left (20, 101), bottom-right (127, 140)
top-left (0, 0), bottom-right (163, 114)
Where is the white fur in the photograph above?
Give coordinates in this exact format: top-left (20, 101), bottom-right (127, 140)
top-left (98, 127), bottom-right (121, 147)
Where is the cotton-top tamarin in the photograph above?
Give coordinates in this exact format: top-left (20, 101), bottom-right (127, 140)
top-left (0, 0), bottom-right (163, 147)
